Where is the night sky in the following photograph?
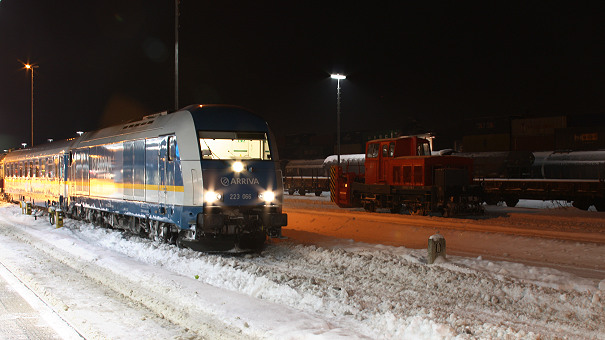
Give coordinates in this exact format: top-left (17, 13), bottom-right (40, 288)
top-left (1, 1), bottom-right (605, 150)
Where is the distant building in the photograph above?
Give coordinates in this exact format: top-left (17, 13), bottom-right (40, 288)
top-left (277, 113), bottom-right (605, 159)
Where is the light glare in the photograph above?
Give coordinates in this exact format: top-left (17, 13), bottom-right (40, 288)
top-left (204, 191), bottom-right (222, 203)
top-left (260, 191), bottom-right (275, 203)
top-left (232, 161), bottom-right (244, 173)
top-left (331, 74), bottom-right (346, 80)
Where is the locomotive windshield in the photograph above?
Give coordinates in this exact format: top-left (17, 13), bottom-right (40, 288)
top-left (198, 131), bottom-right (272, 160)
top-left (417, 141), bottom-right (431, 156)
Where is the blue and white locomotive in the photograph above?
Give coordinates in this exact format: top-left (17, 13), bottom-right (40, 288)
top-left (1, 104), bottom-right (287, 251)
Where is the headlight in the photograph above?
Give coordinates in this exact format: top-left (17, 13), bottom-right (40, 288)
top-left (232, 161), bottom-right (244, 173)
top-left (259, 191), bottom-right (275, 203)
top-left (204, 191), bottom-right (222, 204)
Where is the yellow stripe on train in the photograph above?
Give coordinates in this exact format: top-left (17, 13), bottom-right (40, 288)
top-left (4, 178), bottom-right (185, 192)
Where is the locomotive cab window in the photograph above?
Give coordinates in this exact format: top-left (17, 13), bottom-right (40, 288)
top-left (366, 143), bottom-right (379, 158)
top-left (417, 141), bottom-right (431, 156)
top-left (382, 144), bottom-right (389, 157)
top-left (198, 131), bottom-right (271, 160)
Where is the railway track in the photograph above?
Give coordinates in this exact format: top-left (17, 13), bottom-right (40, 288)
top-left (282, 198), bottom-right (605, 278)
top-left (284, 194), bottom-right (605, 242)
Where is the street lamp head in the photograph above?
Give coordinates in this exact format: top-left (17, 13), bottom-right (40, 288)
top-left (21, 62), bottom-right (38, 70)
top-left (331, 74), bottom-right (346, 80)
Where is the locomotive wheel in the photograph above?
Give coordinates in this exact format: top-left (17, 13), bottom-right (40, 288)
top-left (298, 189), bottom-right (306, 196)
top-left (411, 207), bottom-right (426, 216)
top-left (390, 204), bottom-right (402, 214)
top-left (149, 220), bottom-right (166, 242)
top-left (93, 212), bottom-right (100, 226)
top-left (484, 198), bottom-right (499, 206)
top-left (288, 188), bottom-right (295, 195)
top-left (315, 191), bottom-right (322, 197)
top-left (442, 206), bottom-right (453, 218)
top-left (505, 198), bottom-right (519, 208)
top-left (167, 230), bottom-right (178, 245)
top-left (138, 223), bottom-right (148, 238)
top-left (572, 200), bottom-right (591, 211)
top-left (363, 202), bottom-right (376, 212)
top-left (594, 200), bottom-right (605, 212)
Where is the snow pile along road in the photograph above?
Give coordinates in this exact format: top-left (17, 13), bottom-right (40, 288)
top-left (0, 203), bottom-right (604, 339)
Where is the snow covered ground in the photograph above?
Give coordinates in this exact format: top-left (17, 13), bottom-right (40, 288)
top-left (0, 201), bottom-right (604, 339)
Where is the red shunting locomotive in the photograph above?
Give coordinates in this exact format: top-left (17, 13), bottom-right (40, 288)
top-left (330, 136), bottom-right (483, 216)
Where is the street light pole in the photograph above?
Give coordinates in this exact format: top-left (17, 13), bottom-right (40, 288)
top-left (174, 0), bottom-right (179, 111)
top-left (330, 74), bottom-right (346, 166)
top-left (24, 63), bottom-right (38, 147)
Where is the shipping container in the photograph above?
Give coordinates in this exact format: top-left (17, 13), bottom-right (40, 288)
top-left (462, 134), bottom-right (510, 152)
top-left (512, 135), bottom-right (555, 151)
top-left (511, 116), bottom-right (566, 136)
top-left (555, 127), bottom-right (605, 151)
top-left (464, 116), bottom-right (514, 135)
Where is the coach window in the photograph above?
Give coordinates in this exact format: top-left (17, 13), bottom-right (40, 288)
top-left (382, 144), bottom-right (389, 158)
top-left (389, 143), bottom-right (395, 157)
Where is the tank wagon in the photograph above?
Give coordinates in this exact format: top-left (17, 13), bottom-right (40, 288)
top-left (1, 105), bottom-right (287, 251)
top-left (331, 136), bottom-right (483, 216)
